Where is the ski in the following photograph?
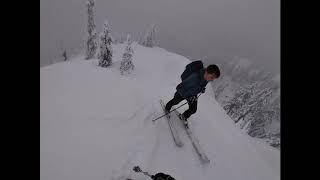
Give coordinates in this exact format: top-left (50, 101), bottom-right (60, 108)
top-left (159, 99), bottom-right (184, 147)
top-left (173, 109), bottom-right (210, 164)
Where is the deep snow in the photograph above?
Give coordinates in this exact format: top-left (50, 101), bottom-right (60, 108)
top-left (40, 43), bottom-right (280, 180)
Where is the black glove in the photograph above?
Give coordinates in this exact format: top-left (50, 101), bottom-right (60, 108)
top-left (187, 96), bottom-right (197, 103)
top-left (152, 173), bottom-right (175, 180)
top-left (201, 87), bottom-right (206, 93)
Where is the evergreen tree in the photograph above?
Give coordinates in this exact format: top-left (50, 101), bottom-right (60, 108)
top-left (142, 24), bottom-right (157, 47)
top-left (98, 20), bottom-right (113, 67)
top-left (62, 50), bottom-right (67, 61)
top-left (120, 34), bottom-right (135, 75)
top-left (85, 0), bottom-right (98, 60)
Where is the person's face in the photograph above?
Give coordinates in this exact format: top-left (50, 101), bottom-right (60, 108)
top-left (204, 71), bottom-right (216, 81)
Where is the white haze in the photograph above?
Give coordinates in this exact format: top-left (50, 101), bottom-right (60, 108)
top-left (40, 0), bottom-right (280, 73)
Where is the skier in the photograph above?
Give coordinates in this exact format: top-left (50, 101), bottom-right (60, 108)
top-left (165, 61), bottom-right (220, 128)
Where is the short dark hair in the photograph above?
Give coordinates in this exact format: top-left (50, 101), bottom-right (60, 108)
top-left (206, 64), bottom-right (220, 78)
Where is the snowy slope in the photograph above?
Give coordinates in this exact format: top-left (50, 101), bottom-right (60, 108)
top-left (40, 43), bottom-right (280, 180)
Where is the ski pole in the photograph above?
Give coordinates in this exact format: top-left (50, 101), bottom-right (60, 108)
top-left (152, 93), bottom-right (201, 122)
top-left (133, 166), bottom-right (153, 178)
top-left (152, 101), bottom-right (188, 122)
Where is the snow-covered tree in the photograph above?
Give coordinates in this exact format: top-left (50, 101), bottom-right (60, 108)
top-left (138, 32), bottom-right (144, 45)
top-left (98, 20), bottom-right (113, 68)
top-left (120, 34), bottom-right (135, 75)
top-left (223, 83), bottom-right (256, 118)
top-left (240, 88), bottom-right (274, 136)
top-left (142, 24), bottom-right (157, 47)
top-left (215, 82), bottom-right (228, 100)
top-left (85, 0), bottom-right (98, 60)
top-left (210, 56), bottom-right (280, 148)
top-left (267, 131), bottom-right (280, 149)
top-left (62, 50), bottom-right (67, 61)
top-left (223, 82), bottom-right (274, 137)
top-left (223, 89), bottom-right (243, 117)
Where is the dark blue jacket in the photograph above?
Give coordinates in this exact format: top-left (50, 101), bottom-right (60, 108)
top-left (176, 68), bottom-right (208, 98)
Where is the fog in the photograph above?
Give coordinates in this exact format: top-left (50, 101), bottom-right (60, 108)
top-left (40, 0), bottom-right (279, 73)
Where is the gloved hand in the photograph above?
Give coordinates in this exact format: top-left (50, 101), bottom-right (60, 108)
top-left (201, 87), bottom-right (206, 93)
top-left (151, 173), bottom-right (165, 180)
top-left (187, 96), bottom-right (197, 103)
top-left (152, 173), bottom-right (175, 180)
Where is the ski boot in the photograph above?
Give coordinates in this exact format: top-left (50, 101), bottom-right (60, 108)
top-left (178, 113), bottom-right (189, 129)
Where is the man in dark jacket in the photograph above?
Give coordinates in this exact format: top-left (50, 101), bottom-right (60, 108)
top-left (165, 64), bottom-right (220, 128)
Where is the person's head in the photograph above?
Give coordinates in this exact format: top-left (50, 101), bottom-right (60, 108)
top-left (204, 64), bottom-right (220, 81)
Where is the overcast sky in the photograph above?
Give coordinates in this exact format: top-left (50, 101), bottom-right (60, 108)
top-left (40, 0), bottom-right (280, 73)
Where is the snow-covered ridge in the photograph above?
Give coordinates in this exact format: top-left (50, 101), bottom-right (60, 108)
top-left (41, 43), bottom-right (279, 180)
